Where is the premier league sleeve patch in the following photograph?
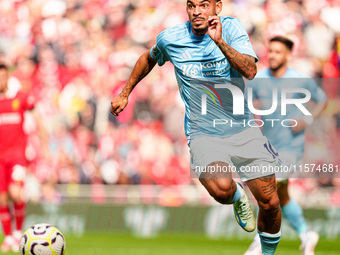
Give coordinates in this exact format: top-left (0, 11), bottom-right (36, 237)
top-left (150, 44), bottom-right (167, 66)
top-left (151, 45), bottom-right (160, 59)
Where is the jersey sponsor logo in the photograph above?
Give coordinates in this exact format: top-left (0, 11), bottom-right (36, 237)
top-left (12, 98), bottom-right (20, 110)
top-left (181, 60), bottom-right (230, 78)
top-left (203, 67), bottom-right (230, 77)
top-left (200, 60), bottom-right (228, 69)
top-left (0, 112), bottom-right (22, 125)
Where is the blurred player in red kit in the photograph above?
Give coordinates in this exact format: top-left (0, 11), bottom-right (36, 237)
top-left (0, 64), bottom-right (36, 252)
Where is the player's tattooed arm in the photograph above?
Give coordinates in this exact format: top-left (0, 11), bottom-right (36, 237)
top-left (111, 51), bottom-right (157, 116)
top-left (217, 41), bottom-right (257, 80)
top-left (207, 16), bottom-right (257, 80)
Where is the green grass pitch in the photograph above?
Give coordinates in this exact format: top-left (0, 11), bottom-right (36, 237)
top-left (3, 232), bottom-right (340, 255)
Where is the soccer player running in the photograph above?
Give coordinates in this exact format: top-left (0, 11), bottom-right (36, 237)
top-left (0, 64), bottom-right (36, 252)
top-left (111, 1), bottom-right (282, 254)
top-left (244, 36), bottom-right (327, 255)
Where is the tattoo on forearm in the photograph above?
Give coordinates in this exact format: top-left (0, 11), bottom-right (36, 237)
top-left (218, 41), bottom-right (256, 78)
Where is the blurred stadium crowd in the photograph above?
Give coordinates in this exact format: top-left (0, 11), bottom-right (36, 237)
top-left (0, 0), bottom-right (339, 195)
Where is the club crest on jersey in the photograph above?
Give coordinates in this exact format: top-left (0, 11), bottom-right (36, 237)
top-left (12, 98), bottom-right (20, 110)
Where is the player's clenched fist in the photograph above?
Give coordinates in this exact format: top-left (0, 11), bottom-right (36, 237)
top-left (111, 94), bottom-right (128, 116)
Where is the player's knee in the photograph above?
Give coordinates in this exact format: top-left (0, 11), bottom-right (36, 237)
top-left (211, 189), bottom-right (232, 204)
top-left (258, 194), bottom-right (280, 212)
top-left (10, 194), bottom-right (22, 204)
top-left (0, 193), bottom-right (9, 207)
top-left (209, 182), bottom-right (235, 204)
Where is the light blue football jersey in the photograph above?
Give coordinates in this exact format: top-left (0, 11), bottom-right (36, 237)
top-left (247, 68), bottom-right (327, 158)
top-left (150, 17), bottom-right (258, 141)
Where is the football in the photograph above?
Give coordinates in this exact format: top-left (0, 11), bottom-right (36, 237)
top-left (19, 223), bottom-right (66, 255)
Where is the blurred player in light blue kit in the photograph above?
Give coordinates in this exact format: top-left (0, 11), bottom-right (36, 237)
top-left (244, 36), bottom-right (327, 255)
top-left (111, 1), bottom-right (283, 254)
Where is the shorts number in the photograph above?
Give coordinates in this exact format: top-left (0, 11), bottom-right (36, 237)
top-left (264, 141), bottom-right (279, 159)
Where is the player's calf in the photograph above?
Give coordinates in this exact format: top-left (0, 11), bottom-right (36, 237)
top-left (257, 195), bottom-right (281, 233)
top-left (247, 176), bottom-right (281, 254)
top-left (248, 176), bottom-right (281, 233)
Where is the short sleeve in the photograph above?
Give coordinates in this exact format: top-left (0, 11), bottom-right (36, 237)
top-left (227, 18), bottom-right (258, 62)
top-left (149, 34), bottom-right (170, 66)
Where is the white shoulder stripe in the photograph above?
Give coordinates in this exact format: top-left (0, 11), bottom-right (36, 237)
top-left (229, 18), bottom-right (245, 36)
top-left (157, 24), bottom-right (188, 45)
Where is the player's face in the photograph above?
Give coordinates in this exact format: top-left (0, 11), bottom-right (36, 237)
top-left (0, 69), bottom-right (8, 93)
top-left (268, 41), bottom-right (291, 71)
top-left (187, 0), bottom-right (222, 35)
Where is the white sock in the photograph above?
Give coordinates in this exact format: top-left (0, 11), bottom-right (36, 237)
top-left (4, 235), bottom-right (14, 242)
top-left (13, 230), bottom-right (22, 239)
top-left (299, 230), bottom-right (309, 243)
